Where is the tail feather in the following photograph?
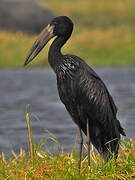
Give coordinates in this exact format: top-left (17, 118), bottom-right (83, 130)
top-left (117, 119), bottom-right (126, 136)
top-left (81, 118), bottom-right (125, 161)
top-left (89, 123), bottom-right (122, 161)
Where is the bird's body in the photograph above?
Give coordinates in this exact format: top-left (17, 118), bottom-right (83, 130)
top-left (49, 52), bottom-right (125, 160)
top-left (24, 16), bottom-right (126, 170)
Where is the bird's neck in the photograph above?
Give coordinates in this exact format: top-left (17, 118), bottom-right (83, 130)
top-left (48, 36), bottom-right (69, 70)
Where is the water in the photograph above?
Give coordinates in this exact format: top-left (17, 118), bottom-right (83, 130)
top-left (0, 67), bottom-right (134, 155)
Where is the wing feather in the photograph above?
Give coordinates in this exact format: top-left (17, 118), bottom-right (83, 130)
top-left (76, 63), bottom-right (117, 132)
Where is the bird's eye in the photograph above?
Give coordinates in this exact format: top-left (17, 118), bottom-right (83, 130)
top-left (53, 22), bottom-right (58, 26)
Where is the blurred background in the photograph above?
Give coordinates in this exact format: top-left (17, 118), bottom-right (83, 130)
top-left (0, 0), bottom-right (135, 155)
top-left (1, 0), bottom-right (135, 67)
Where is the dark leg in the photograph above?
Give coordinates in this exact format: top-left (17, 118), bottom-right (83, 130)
top-left (86, 119), bottom-right (90, 166)
top-left (77, 126), bottom-right (83, 173)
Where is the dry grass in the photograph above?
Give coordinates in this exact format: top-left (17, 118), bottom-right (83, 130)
top-left (40, 0), bottom-right (135, 17)
top-left (0, 111), bottom-right (134, 179)
top-left (0, 31), bottom-right (50, 67)
top-left (72, 26), bottom-right (134, 47)
top-left (40, 0), bottom-right (135, 26)
top-left (0, 139), bottom-right (134, 179)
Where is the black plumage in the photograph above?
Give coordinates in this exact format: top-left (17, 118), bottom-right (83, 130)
top-left (24, 16), bottom-right (126, 170)
top-left (56, 54), bottom-right (125, 159)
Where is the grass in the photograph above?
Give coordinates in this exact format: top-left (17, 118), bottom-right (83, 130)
top-left (39, 0), bottom-right (135, 28)
top-left (0, 110), bottom-right (134, 179)
top-left (1, 0), bottom-right (135, 67)
top-left (0, 31), bottom-right (50, 68)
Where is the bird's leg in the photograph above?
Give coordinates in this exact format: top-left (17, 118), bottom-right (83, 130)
top-left (86, 119), bottom-right (90, 166)
top-left (77, 126), bottom-right (83, 173)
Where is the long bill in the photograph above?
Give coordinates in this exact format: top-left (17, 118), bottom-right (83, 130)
top-left (24, 24), bottom-right (55, 66)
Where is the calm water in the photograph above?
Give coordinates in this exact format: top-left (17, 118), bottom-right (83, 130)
top-left (0, 67), bottom-right (135, 155)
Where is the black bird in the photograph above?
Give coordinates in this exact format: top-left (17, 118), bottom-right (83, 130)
top-left (24, 16), bottom-right (126, 171)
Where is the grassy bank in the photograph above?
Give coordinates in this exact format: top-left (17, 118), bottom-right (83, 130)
top-left (0, 141), bottom-right (135, 179)
top-left (1, 0), bottom-right (135, 67)
top-left (0, 111), bottom-right (135, 179)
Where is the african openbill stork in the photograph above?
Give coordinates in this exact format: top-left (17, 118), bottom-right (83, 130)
top-left (24, 16), bottom-right (126, 171)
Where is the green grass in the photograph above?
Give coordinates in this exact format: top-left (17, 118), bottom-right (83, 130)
top-left (0, 31), bottom-right (50, 68)
top-left (39, 0), bottom-right (135, 28)
top-left (0, 110), bottom-right (135, 179)
top-left (1, 0), bottom-right (135, 67)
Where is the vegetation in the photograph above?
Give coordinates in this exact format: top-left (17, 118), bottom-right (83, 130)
top-left (0, 141), bottom-right (135, 179)
top-left (1, 0), bottom-right (135, 67)
top-left (0, 31), bottom-right (49, 68)
top-left (0, 110), bottom-right (134, 179)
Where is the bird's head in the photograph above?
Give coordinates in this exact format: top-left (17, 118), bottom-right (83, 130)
top-left (24, 16), bottom-right (73, 66)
